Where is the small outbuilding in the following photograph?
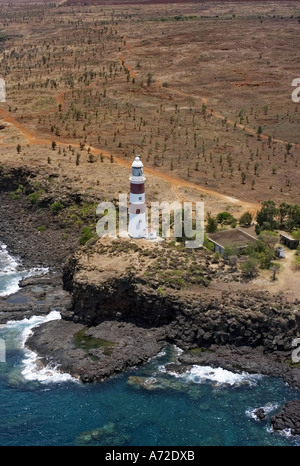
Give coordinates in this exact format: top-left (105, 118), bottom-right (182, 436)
top-left (280, 234), bottom-right (299, 250)
top-left (275, 246), bottom-right (285, 259)
top-left (207, 228), bottom-right (257, 255)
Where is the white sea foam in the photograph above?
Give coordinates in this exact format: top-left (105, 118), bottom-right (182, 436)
top-left (246, 402), bottom-right (280, 420)
top-left (266, 425), bottom-right (293, 437)
top-left (266, 424), bottom-right (300, 445)
top-left (163, 364), bottom-right (262, 388)
top-left (6, 311), bottom-right (77, 384)
top-left (0, 243), bottom-right (49, 296)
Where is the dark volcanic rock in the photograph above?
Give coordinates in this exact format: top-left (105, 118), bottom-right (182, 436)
top-left (0, 273), bottom-right (72, 324)
top-left (0, 166), bottom-right (83, 271)
top-left (254, 408), bottom-right (266, 421)
top-left (271, 401), bottom-right (300, 435)
top-left (63, 238), bottom-right (300, 353)
top-left (178, 345), bottom-right (300, 388)
top-left (26, 318), bottom-right (167, 382)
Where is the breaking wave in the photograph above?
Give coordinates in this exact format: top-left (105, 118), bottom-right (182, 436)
top-left (0, 243), bottom-right (48, 297)
top-left (6, 311), bottom-right (77, 384)
top-left (162, 363), bottom-right (263, 388)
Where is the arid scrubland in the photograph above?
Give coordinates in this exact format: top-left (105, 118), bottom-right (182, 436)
top-left (0, 1), bottom-right (299, 207)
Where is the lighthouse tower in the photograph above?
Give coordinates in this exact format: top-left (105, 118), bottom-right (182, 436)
top-left (129, 155), bottom-right (147, 238)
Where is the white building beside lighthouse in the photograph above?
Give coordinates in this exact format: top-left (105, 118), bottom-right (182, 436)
top-left (129, 155), bottom-right (147, 238)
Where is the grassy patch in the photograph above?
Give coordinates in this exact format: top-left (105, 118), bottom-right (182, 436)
top-left (285, 358), bottom-right (300, 368)
top-left (73, 328), bottom-right (116, 357)
top-left (293, 256), bottom-right (300, 271)
top-left (59, 202), bottom-right (98, 229)
top-left (189, 347), bottom-right (204, 355)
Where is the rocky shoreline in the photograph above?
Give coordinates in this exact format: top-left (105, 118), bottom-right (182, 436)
top-left (0, 165), bottom-right (300, 437)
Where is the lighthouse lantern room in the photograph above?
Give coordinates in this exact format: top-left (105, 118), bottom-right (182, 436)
top-left (129, 155), bottom-right (147, 238)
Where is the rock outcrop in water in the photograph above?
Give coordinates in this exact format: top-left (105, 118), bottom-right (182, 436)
top-left (26, 318), bottom-right (166, 383)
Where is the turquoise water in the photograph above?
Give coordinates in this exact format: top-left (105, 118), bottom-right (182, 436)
top-left (0, 247), bottom-right (299, 447)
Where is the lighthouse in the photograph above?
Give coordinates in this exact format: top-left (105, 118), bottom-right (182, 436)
top-left (128, 155), bottom-right (147, 238)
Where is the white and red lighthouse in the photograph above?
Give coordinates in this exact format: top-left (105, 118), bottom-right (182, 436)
top-left (128, 155), bottom-right (147, 238)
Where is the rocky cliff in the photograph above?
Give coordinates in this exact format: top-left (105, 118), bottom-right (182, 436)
top-left (24, 234), bottom-right (300, 385)
top-left (62, 236), bottom-right (300, 353)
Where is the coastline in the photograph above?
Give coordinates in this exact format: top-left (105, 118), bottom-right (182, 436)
top-left (0, 181), bottom-right (299, 387)
top-left (0, 173), bottom-right (299, 437)
top-left (0, 185), bottom-right (77, 323)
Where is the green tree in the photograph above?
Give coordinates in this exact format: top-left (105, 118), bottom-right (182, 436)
top-left (270, 263), bottom-right (280, 281)
top-left (286, 142), bottom-right (292, 155)
top-left (239, 211), bottom-right (253, 226)
top-left (257, 126), bottom-right (263, 141)
top-left (241, 256), bottom-right (258, 277)
top-left (216, 211), bottom-right (237, 227)
top-left (278, 202), bottom-right (290, 226)
top-left (147, 73), bottom-right (153, 86)
top-left (256, 200), bottom-right (278, 230)
top-left (258, 230), bottom-right (278, 248)
top-left (205, 212), bottom-right (218, 233)
top-left (268, 135), bottom-right (272, 148)
top-left (286, 204), bottom-right (300, 231)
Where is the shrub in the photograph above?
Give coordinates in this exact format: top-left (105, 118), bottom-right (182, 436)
top-left (15, 184), bottom-right (24, 194)
top-left (203, 236), bottom-right (215, 251)
top-left (80, 226), bottom-right (94, 245)
top-left (293, 256), bottom-right (300, 271)
top-left (241, 257), bottom-right (259, 277)
top-left (28, 191), bottom-right (40, 205)
top-left (222, 245), bottom-right (238, 259)
top-left (10, 192), bottom-right (19, 200)
top-left (239, 211), bottom-right (252, 226)
top-left (258, 230), bottom-right (278, 248)
top-left (205, 213), bottom-right (218, 233)
top-left (292, 229), bottom-right (300, 241)
top-left (50, 200), bottom-right (64, 215)
top-left (216, 211), bottom-right (237, 227)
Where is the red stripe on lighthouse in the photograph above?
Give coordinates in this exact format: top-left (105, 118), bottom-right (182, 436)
top-left (130, 183), bottom-right (145, 194)
top-left (129, 204), bottom-right (146, 214)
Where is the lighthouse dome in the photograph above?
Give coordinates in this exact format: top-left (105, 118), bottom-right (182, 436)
top-left (132, 156), bottom-right (143, 168)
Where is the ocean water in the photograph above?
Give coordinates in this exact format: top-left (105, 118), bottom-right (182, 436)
top-left (0, 244), bottom-right (48, 297)
top-left (0, 246), bottom-right (299, 447)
